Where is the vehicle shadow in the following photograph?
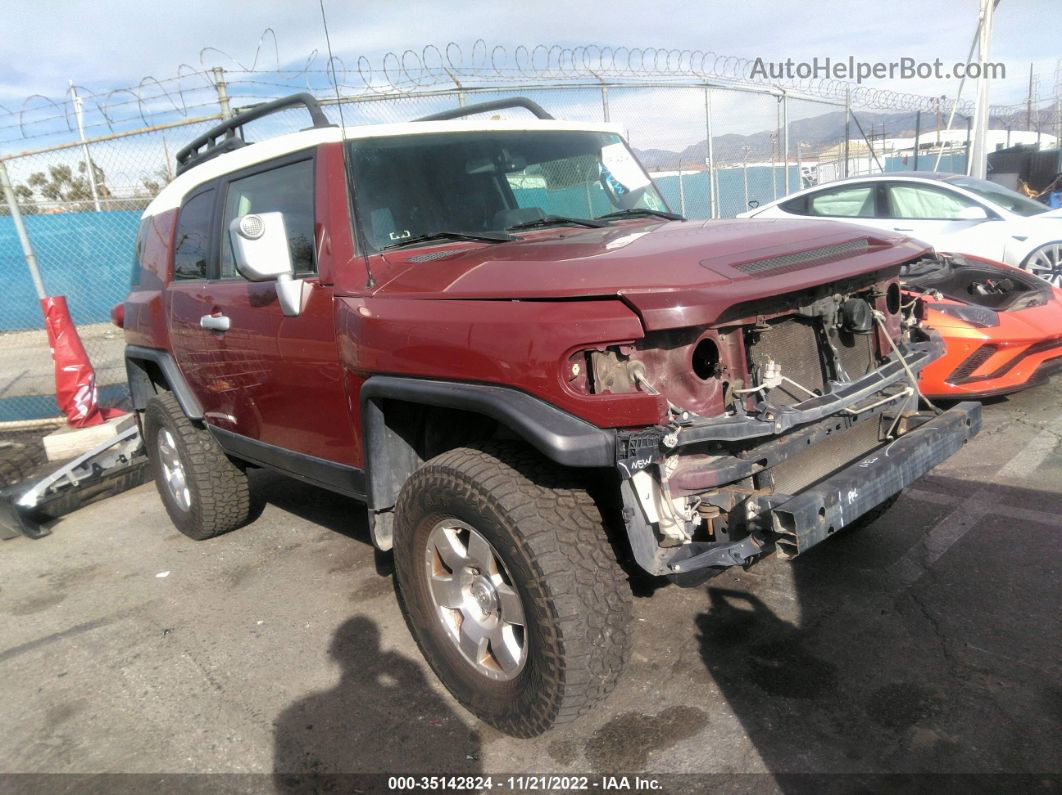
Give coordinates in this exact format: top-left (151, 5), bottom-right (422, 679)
top-left (273, 615), bottom-right (482, 789)
top-left (249, 469), bottom-right (372, 544)
top-left (694, 478), bottom-right (1060, 785)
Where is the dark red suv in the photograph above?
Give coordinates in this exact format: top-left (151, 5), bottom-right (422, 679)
top-left (120, 94), bottom-right (980, 736)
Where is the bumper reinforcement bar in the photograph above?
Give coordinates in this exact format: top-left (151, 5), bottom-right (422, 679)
top-left (752, 401), bottom-right (982, 558)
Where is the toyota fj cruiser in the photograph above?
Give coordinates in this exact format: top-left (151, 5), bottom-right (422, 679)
top-left (120, 94), bottom-right (981, 737)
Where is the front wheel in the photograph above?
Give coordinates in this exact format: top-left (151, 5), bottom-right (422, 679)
top-left (393, 442), bottom-right (632, 737)
top-left (1022, 241), bottom-right (1062, 288)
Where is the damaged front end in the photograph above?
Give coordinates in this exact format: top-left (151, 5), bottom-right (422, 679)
top-left (592, 270), bottom-right (982, 578)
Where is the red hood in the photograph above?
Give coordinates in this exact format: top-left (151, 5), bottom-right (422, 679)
top-left (370, 218), bottom-right (929, 330)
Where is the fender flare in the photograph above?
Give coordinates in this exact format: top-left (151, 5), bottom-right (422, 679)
top-left (124, 345), bottom-right (203, 419)
top-left (359, 376), bottom-right (616, 514)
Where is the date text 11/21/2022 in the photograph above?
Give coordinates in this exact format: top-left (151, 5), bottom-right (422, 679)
top-left (386, 775), bottom-right (663, 791)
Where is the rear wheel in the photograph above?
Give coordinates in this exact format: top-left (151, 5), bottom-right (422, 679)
top-left (143, 392), bottom-right (251, 540)
top-left (1022, 241), bottom-right (1062, 287)
top-left (393, 442), bottom-right (632, 737)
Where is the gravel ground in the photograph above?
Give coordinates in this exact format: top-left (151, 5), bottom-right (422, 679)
top-left (0, 378), bottom-right (1059, 791)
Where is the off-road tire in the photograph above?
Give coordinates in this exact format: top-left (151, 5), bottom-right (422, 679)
top-left (143, 392), bottom-right (251, 540)
top-left (393, 442), bottom-right (633, 737)
top-left (0, 444), bottom-right (42, 488)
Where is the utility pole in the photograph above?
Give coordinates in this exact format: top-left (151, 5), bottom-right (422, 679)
top-left (69, 82), bottom-right (101, 212)
top-left (1028, 63), bottom-right (1034, 131)
top-left (969, 0), bottom-right (995, 179)
top-left (212, 67), bottom-right (233, 120)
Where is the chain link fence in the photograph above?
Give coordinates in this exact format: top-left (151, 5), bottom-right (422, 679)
top-left (0, 56), bottom-right (1032, 421)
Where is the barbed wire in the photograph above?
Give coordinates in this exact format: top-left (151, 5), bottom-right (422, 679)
top-left (2, 37), bottom-right (1058, 148)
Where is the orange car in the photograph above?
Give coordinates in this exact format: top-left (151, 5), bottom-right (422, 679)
top-left (903, 253), bottom-right (1062, 400)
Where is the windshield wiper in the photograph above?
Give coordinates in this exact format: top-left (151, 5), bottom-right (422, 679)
top-left (594, 208), bottom-right (685, 222)
top-left (507, 214), bottom-right (607, 231)
top-left (382, 230), bottom-right (512, 250)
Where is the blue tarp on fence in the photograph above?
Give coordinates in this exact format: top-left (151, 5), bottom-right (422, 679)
top-left (0, 161), bottom-right (966, 332)
top-left (0, 210), bottom-right (140, 330)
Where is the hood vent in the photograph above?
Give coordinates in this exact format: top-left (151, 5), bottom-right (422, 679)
top-left (406, 248), bottom-right (475, 263)
top-left (731, 239), bottom-right (870, 276)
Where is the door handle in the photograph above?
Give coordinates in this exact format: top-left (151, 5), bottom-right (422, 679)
top-left (200, 314), bottom-right (230, 331)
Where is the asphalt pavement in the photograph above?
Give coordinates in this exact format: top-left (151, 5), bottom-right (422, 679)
top-left (1, 378), bottom-right (1059, 791)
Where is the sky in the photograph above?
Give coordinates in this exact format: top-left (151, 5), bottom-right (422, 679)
top-left (0, 0), bottom-right (1059, 166)
top-left (2, 0), bottom-right (1059, 108)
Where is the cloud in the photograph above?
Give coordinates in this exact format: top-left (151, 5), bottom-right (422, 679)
top-left (1, 0), bottom-right (1057, 153)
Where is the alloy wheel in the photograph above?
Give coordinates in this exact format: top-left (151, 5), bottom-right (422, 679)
top-left (157, 428), bottom-right (191, 511)
top-left (1026, 243), bottom-right (1062, 287)
top-left (424, 519), bottom-right (527, 681)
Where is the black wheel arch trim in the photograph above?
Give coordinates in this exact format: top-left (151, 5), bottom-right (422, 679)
top-left (125, 345), bottom-right (203, 420)
top-left (359, 376), bottom-right (616, 512)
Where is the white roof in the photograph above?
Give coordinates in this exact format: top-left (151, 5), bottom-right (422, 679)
top-left (144, 119), bottom-right (624, 216)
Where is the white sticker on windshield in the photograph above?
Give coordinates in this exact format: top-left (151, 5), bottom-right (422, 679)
top-left (600, 143), bottom-right (651, 192)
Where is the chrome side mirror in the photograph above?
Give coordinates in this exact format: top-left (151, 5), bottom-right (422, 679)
top-left (228, 212), bottom-right (308, 317)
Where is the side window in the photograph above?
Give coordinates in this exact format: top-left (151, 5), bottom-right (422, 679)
top-left (173, 189), bottom-right (215, 280)
top-left (220, 158), bottom-right (315, 279)
top-left (806, 185), bottom-right (876, 217)
top-left (886, 184), bottom-right (981, 219)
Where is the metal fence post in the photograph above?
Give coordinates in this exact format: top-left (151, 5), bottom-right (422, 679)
top-left (844, 87), bottom-right (851, 179)
top-left (212, 67), bottom-right (233, 119)
top-left (704, 86), bottom-right (717, 219)
top-left (0, 158), bottom-right (47, 301)
top-left (772, 100), bottom-right (779, 200)
top-left (913, 110), bottom-right (921, 171)
top-left (600, 85), bottom-right (610, 122)
top-left (782, 91), bottom-right (790, 194)
top-left (69, 83), bottom-right (101, 212)
top-left (742, 145), bottom-right (750, 211)
top-left (677, 166), bottom-right (686, 216)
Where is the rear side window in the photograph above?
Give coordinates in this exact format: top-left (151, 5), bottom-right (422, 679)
top-left (806, 185), bottom-right (876, 217)
top-left (173, 189), bottom-right (215, 280)
top-left (885, 184), bottom-right (982, 219)
top-left (219, 158), bottom-right (315, 279)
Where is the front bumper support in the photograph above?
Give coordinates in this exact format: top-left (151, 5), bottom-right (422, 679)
top-left (673, 339), bottom-right (942, 446)
top-left (751, 401), bottom-right (982, 558)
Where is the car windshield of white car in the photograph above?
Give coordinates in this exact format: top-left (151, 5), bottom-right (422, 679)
top-left (946, 177), bottom-right (1049, 218)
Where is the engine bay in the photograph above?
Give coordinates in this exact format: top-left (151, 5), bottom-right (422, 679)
top-left (902, 253), bottom-right (1051, 312)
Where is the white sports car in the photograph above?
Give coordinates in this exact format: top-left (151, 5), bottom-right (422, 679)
top-left (738, 172), bottom-right (1062, 286)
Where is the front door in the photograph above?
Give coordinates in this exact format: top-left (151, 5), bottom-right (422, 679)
top-left (879, 181), bottom-right (1006, 260)
top-left (166, 152), bottom-right (357, 467)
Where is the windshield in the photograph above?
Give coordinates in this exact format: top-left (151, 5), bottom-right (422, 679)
top-left (945, 176), bottom-right (1049, 217)
top-left (347, 129), bottom-right (668, 252)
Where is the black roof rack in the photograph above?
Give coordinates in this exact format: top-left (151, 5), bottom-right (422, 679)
top-left (175, 93), bottom-right (333, 176)
top-left (415, 97), bottom-right (555, 122)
